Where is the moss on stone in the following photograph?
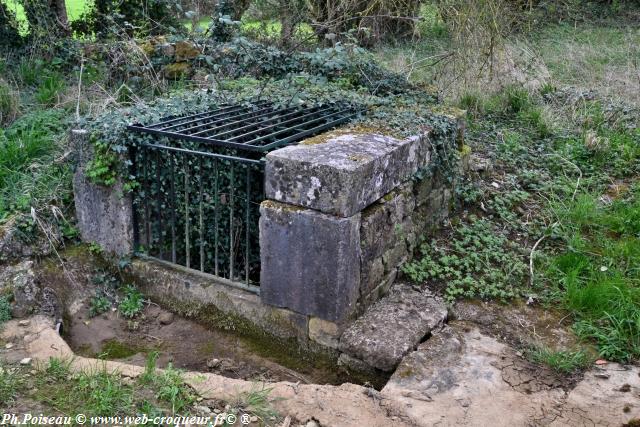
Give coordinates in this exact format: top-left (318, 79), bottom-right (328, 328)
top-left (395, 366), bottom-right (414, 378)
top-left (261, 200), bottom-right (307, 212)
top-left (144, 294), bottom-right (339, 375)
top-left (300, 125), bottom-right (397, 146)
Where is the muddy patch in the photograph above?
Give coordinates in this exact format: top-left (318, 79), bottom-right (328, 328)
top-left (32, 246), bottom-right (382, 387)
top-left (64, 302), bottom-right (347, 384)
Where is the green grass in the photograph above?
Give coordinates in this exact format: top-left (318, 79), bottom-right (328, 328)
top-left (35, 359), bottom-right (135, 416)
top-left (138, 352), bottom-right (195, 415)
top-left (0, 296), bottom-right (11, 324)
top-left (0, 109), bottom-right (70, 219)
top-left (34, 72), bottom-right (65, 106)
top-left (530, 23), bottom-right (640, 102)
top-left (545, 189), bottom-right (640, 362)
top-left (230, 385), bottom-right (279, 424)
top-left (529, 347), bottom-right (591, 374)
top-left (31, 356), bottom-right (195, 416)
top-left (0, 362), bottom-right (21, 405)
top-left (0, 81), bottom-right (19, 125)
top-left (2, 0), bottom-right (92, 34)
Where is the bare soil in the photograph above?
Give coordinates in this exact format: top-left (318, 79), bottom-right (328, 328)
top-left (64, 301), bottom-right (350, 385)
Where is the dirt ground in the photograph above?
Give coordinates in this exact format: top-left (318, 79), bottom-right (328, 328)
top-left (65, 301), bottom-right (340, 384)
top-left (32, 249), bottom-right (375, 387)
top-left (3, 315), bottom-right (640, 427)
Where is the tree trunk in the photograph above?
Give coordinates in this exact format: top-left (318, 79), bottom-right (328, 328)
top-left (23, 0), bottom-right (69, 39)
top-left (52, 0), bottom-right (69, 30)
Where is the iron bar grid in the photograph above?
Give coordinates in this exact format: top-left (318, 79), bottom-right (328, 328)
top-left (131, 142), bottom-right (264, 293)
top-left (129, 101), bottom-right (361, 293)
top-left (127, 101), bottom-right (361, 152)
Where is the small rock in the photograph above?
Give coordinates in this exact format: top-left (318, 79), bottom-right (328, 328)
top-left (206, 358), bottom-right (220, 369)
top-left (30, 370), bottom-right (36, 375)
top-left (594, 373), bottom-right (610, 379)
top-left (158, 312), bottom-right (174, 325)
top-left (595, 359), bottom-right (608, 365)
top-left (18, 320), bottom-right (30, 326)
top-left (305, 420), bottom-right (320, 427)
top-left (5, 343), bottom-right (14, 349)
top-left (213, 409), bottom-right (221, 414)
top-left (618, 383), bottom-right (631, 392)
top-left (20, 357), bottom-right (32, 365)
top-left (250, 416), bottom-right (258, 423)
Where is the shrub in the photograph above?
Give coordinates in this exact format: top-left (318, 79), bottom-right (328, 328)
top-left (16, 59), bottom-right (43, 86)
top-left (0, 296), bottom-right (11, 324)
top-left (118, 285), bottom-right (144, 318)
top-left (0, 109), bottom-right (69, 218)
top-left (403, 218), bottom-right (528, 302)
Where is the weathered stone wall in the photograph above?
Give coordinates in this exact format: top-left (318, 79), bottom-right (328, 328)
top-left (71, 123), bottom-right (461, 351)
top-left (71, 129), bottom-right (134, 256)
top-left (260, 130), bottom-right (458, 331)
top-left (358, 174), bottom-right (452, 315)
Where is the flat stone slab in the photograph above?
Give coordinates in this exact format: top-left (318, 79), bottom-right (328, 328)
top-left (265, 132), bottom-right (432, 217)
top-left (381, 322), bottom-right (640, 427)
top-left (259, 201), bottom-right (361, 322)
top-left (339, 283), bottom-right (447, 371)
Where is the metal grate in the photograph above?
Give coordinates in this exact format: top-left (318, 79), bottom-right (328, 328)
top-left (127, 101), bottom-right (361, 152)
top-left (128, 100), bottom-right (361, 293)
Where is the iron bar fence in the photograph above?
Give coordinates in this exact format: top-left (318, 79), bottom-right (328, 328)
top-left (131, 141), bottom-right (264, 292)
top-left (128, 101), bottom-right (361, 292)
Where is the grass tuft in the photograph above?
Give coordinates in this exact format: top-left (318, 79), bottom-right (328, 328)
top-left (529, 347), bottom-right (591, 374)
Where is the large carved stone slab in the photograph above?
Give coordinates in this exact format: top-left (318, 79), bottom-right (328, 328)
top-left (71, 129), bottom-right (134, 256)
top-left (259, 201), bottom-right (361, 322)
top-left (265, 133), bottom-right (432, 217)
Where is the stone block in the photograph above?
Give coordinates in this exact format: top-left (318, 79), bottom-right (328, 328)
top-left (360, 257), bottom-right (384, 297)
top-left (259, 201), bottom-right (361, 322)
top-left (357, 268), bottom-right (397, 315)
top-left (71, 130), bottom-right (134, 256)
top-left (265, 132), bottom-right (432, 217)
top-left (414, 175), bottom-right (434, 207)
top-left (309, 317), bottom-right (343, 349)
top-left (339, 283), bottom-right (447, 371)
top-left (382, 241), bottom-right (409, 272)
top-left (128, 258), bottom-right (309, 341)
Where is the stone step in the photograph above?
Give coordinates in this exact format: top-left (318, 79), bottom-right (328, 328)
top-left (338, 282), bottom-right (448, 372)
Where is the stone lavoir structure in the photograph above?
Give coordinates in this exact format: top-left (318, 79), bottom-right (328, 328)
top-left (260, 132), bottom-right (453, 323)
top-left (73, 119), bottom-right (463, 371)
